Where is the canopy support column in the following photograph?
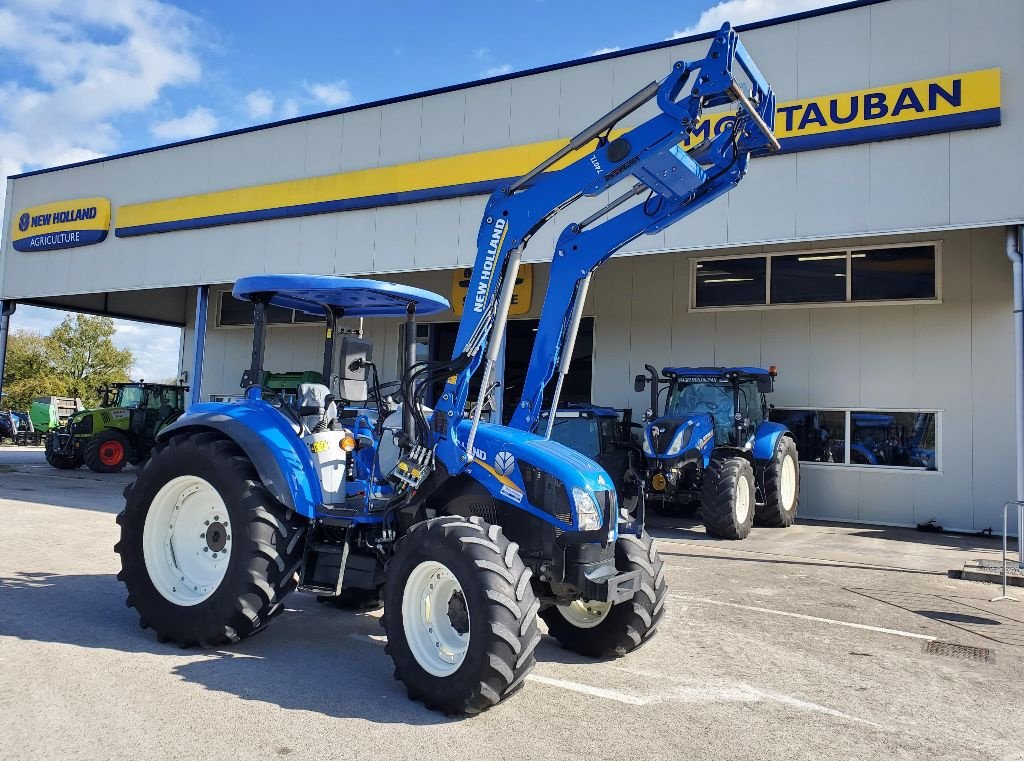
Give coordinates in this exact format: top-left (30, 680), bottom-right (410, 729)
top-left (190, 286), bottom-right (208, 407)
top-left (0, 301), bottom-right (15, 403)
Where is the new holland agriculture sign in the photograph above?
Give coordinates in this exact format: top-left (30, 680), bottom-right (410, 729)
top-left (12, 197), bottom-right (111, 252)
top-left (113, 68), bottom-right (1000, 238)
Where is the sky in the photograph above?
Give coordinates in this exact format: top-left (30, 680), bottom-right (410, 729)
top-left (0, 0), bottom-right (844, 380)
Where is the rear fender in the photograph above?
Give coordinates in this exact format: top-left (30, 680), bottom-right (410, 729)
top-left (158, 400), bottom-right (322, 518)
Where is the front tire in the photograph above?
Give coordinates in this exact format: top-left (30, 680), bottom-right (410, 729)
top-left (44, 433), bottom-right (81, 470)
top-left (756, 437), bottom-right (799, 527)
top-left (701, 456), bottom-right (755, 539)
top-left (540, 530), bottom-right (667, 657)
top-left (381, 516), bottom-right (539, 715)
top-left (84, 430), bottom-right (133, 473)
top-left (115, 432), bottom-right (306, 647)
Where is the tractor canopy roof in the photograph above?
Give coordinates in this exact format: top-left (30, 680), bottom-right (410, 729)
top-left (233, 274), bottom-right (450, 318)
top-left (663, 366), bottom-right (773, 382)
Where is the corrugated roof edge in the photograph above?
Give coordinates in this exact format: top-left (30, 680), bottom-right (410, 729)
top-left (8, 0), bottom-right (889, 181)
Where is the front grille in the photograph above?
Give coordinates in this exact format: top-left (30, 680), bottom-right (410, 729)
top-left (518, 460), bottom-right (572, 526)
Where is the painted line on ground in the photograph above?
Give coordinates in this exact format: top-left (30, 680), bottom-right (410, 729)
top-left (525, 674), bottom-right (650, 705)
top-left (652, 534), bottom-right (954, 576)
top-left (674, 594), bottom-right (936, 641)
top-left (349, 632), bottom-right (884, 725)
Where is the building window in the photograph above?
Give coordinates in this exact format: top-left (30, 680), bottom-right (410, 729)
top-left (770, 252), bottom-right (847, 304)
top-left (694, 257), bottom-right (767, 307)
top-left (217, 292), bottom-right (324, 327)
top-left (851, 245), bottom-right (936, 301)
top-left (768, 408), bottom-right (939, 470)
top-left (770, 408), bottom-right (847, 463)
top-left (692, 243), bottom-right (939, 310)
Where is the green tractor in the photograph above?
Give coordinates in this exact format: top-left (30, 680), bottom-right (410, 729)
top-left (44, 382), bottom-right (188, 473)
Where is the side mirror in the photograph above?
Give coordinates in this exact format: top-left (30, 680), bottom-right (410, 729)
top-left (634, 374), bottom-right (646, 393)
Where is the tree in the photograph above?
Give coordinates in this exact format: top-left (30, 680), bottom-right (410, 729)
top-left (1, 315), bottom-right (135, 410)
top-left (2, 329), bottom-right (67, 410)
top-left (44, 315), bottom-right (134, 406)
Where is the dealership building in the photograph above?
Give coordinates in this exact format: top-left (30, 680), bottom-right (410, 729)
top-left (2, 0), bottom-right (1022, 532)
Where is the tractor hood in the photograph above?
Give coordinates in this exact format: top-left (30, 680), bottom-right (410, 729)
top-left (457, 420), bottom-right (614, 493)
top-left (643, 414), bottom-right (715, 460)
top-left (454, 419), bottom-right (618, 535)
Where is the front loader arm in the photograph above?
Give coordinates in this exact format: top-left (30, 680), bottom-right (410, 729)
top-left (425, 23), bottom-right (777, 476)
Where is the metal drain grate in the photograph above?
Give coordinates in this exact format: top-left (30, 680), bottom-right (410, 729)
top-left (922, 640), bottom-right (995, 663)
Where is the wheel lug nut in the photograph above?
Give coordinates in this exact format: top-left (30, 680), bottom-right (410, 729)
top-left (205, 520), bottom-right (210, 525)
top-left (212, 553), bottom-right (218, 558)
top-left (203, 547), bottom-right (208, 552)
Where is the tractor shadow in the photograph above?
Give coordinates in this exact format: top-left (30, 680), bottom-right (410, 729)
top-left (0, 465), bottom-right (133, 514)
top-left (0, 571), bottom-right (455, 725)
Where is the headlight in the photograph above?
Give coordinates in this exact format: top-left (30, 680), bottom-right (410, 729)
top-left (571, 487), bottom-right (602, 531)
top-left (642, 436), bottom-right (653, 456)
top-left (665, 425), bottom-right (692, 457)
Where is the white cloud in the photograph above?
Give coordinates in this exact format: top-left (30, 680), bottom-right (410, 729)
top-left (482, 64), bottom-right (513, 77)
top-left (670, 0), bottom-right (844, 38)
top-left (591, 46), bottom-right (622, 56)
top-left (244, 89), bottom-right (274, 120)
top-left (0, 0), bottom-right (204, 210)
top-left (473, 47), bottom-right (490, 60)
top-left (305, 80), bottom-right (353, 108)
top-left (279, 98), bottom-right (300, 119)
top-left (150, 105), bottom-right (219, 140)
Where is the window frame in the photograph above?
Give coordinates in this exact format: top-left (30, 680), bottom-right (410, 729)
top-left (770, 405), bottom-right (943, 474)
top-left (690, 241), bottom-right (942, 312)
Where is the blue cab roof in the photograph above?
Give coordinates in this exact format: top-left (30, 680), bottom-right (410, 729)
top-left (663, 366), bottom-right (772, 378)
top-left (233, 274), bottom-right (450, 318)
top-left (542, 403), bottom-right (620, 418)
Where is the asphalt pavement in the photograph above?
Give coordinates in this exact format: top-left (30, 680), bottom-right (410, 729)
top-left (1, 446), bottom-right (1022, 761)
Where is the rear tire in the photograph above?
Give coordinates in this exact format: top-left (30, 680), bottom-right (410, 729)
top-left (756, 437), bottom-right (799, 528)
top-left (84, 430), bottom-right (132, 473)
top-left (381, 516), bottom-right (539, 715)
top-left (540, 530), bottom-right (667, 657)
top-left (701, 457), bottom-right (755, 539)
top-left (44, 433), bottom-right (81, 470)
top-left (115, 432), bottom-right (306, 647)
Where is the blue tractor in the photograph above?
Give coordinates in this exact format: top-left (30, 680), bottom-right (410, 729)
top-left (635, 365), bottom-right (799, 539)
top-left (116, 24), bottom-right (778, 714)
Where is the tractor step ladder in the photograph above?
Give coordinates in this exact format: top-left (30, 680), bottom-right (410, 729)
top-left (297, 521), bottom-right (350, 597)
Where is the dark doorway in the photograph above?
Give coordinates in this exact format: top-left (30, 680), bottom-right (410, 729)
top-left (426, 318), bottom-right (594, 425)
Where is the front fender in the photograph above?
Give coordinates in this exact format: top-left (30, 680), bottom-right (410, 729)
top-left (158, 401), bottom-right (322, 518)
top-left (752, 421), bottom-right (790, 462)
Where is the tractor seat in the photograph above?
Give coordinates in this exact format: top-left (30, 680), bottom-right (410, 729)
top-left (297, 383), bottom-right (338, 433)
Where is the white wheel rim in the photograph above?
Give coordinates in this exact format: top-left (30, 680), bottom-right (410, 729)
top-left (402, 561), bottom-right (470, 677)
top-left (142, 475), bottom-right (232, 606)
top-left (557, 599), bottom-right (612, 629)
top-left (780, 454), bottom-right (797, 511)
top-left (734, 477), bottom-right (751, 525)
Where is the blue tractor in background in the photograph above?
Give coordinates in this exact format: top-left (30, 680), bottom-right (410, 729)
top-left (116, 23), bottom-right (779, 715)
top-left (635, 365), bottom-right (799, 539)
